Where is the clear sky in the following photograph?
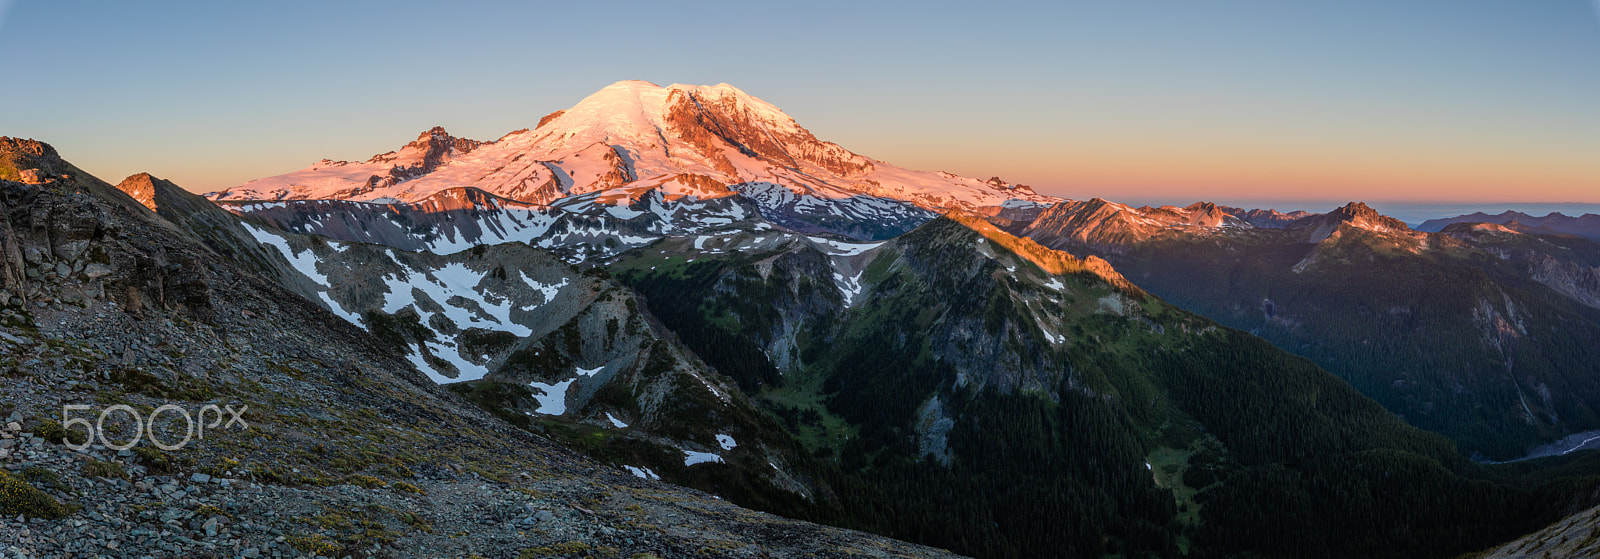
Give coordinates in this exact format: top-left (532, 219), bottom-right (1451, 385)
top-left (2, 0), bottom-right (1597, 209)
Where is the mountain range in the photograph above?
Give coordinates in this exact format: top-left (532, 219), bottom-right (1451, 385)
top-left (1418, 210), bottom-right (1600, 241)
top-left (990, 198), bottom-right (1600, 460)
top-left (4, 80), bottom-right (1600, 558)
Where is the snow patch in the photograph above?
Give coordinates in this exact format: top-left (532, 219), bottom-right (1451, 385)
top-left (624, 465), bottom-right (660, 480)
top-left (606, 413), bottom-right (629, 428)
top-left (833, 271), bottom-right (865, 306)
top-left (528, 379), bottom-right (575, 415)
top-left (317, 292), bottom-right (365, 327)
top-left (242, 223), bottom-right (327, 286)
top-left (683, 450), bottom-right (723, 466)
top-left (807, 236), bottom-right (885, 256)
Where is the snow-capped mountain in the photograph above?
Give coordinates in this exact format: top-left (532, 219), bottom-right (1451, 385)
top-left (208, 81), bottom-right (1053, 238)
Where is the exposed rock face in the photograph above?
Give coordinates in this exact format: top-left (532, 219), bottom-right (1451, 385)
top-left (662, 85), bottom-right (873, 179)
top-left (1529, 253), bottom-right (1600, 309)
top-left (536, 109), bottom-right (565, 128)
top-left (26, 187), bottom-right (207, 319)
top-left (0, 138), bottom-right (71, 180)
top-left (115, 172), bottom-right (161, 210)
top-left (360, 126), bottom-right (485, 195)
top-left (0, 138), bottom-right (201, 317)
top-left (1473, 504), bottom-right (1600, 558)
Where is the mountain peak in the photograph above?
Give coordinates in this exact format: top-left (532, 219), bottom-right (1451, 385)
top-left (1334, 201), bottom-right (1376, 214)
top-left (113, 172), bottom-right (174, 210)
top-left (1295, 201), bottom-right (1410, 242)
top-left (1325, 202), bottom-right (1408, 231)
top-left (603, 79), bottom-right (662, 90)
top-left (415, 126), bottom-right (453, 141)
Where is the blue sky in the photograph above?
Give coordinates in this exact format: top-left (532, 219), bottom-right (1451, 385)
top-left (2, 0), bottom-right (1597, 209)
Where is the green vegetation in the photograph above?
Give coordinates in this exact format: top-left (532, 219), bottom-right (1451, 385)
top-left (342, 474), bottom-right (387, 489)
top-left (80, 459), bottom-right (126, 480)
top-left (363, 308), bottom-right (435, 355)
top-left (36, 419), bottom-right (88, 446)
top-left (606, 217), bottom-right (1600, 558)
top-left (0, 470), bottom-right (72, 519)
top-left (286, 533), bottom-right (341, 556)
top-left (1095, 226), bottom-right (1600, 459)
top-left (134, 446), bottom-right (189, 474)
top-left (108, 366), bottom-right (217, 401)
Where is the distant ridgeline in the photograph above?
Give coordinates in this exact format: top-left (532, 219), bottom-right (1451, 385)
top-left (1418, 210), bottom-right (1600, 241)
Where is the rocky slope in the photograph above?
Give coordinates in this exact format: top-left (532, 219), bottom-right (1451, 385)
top-left (1000, 200), bottom-right (1600, 460)
top-left (1469, 503), bottom-right (1600, 558)
top-left (0, 137), bottom-right (960, 557)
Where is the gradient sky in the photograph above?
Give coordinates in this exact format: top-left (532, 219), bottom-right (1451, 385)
top-left (2, 0), bottom-right (1597, 209)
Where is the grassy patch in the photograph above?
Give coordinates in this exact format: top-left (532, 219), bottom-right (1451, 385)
top-left (1147, 446), bottom-right (1203, 537)
top-left (519, 541), bottom-right (592, 558)
top-left (81, 459), bottom-right (127, 480)
top-left (286, 533), bottom-right (340, 556)
top-left (759, 368), bottom-right (858, 455)
top-left (35, 419), bottom-right (89, 446)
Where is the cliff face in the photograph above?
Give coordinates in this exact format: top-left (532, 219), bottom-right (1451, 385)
top-left (1530, 253), bottom-right (1600, 310)
top-left (0, 138), bottom-right (187, 315)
